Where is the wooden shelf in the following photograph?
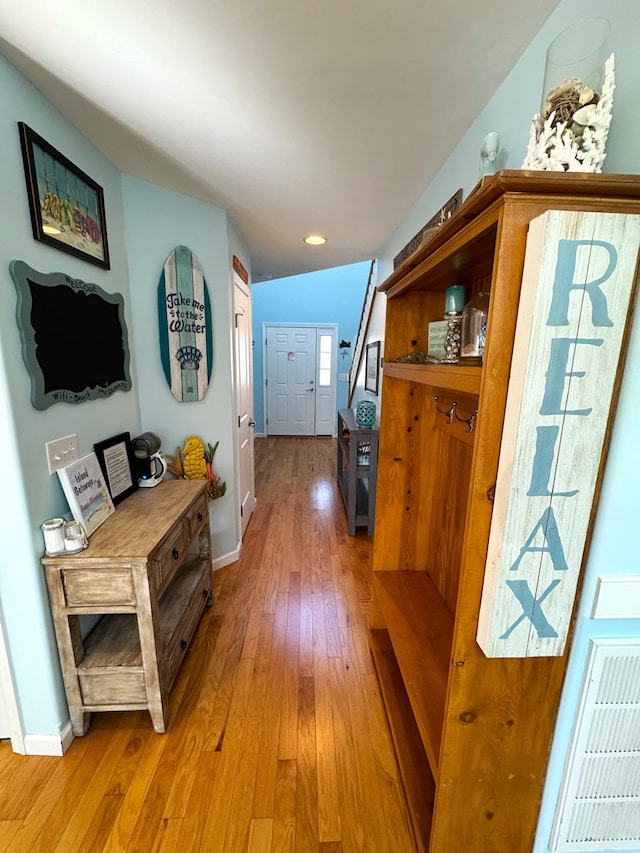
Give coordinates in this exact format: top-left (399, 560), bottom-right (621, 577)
top-left (383, 362), bottom-right (481, 395)
top-left (370, 628), bottom-right (434, 853)
top-left (371, 172), bottom-right (640, 851)
top-left (373, 571), bottom-right (453, 774)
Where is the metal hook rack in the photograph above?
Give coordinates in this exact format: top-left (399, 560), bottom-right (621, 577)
top-left (433, 395), bottom-right (457, 423)
top-left (433, 395), bottom-right (478, 433)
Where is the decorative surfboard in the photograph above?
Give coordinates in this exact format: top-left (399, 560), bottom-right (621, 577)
top-left (158, 246), bottom-right (213, 402)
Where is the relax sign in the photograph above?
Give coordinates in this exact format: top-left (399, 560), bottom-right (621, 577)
top-left (477, 210), bottom-right (640, 657)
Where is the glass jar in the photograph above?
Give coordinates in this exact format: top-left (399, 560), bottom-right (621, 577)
top-left (460, 292), bottom-right (490, 361)
top-left (541, 17), bottom-right (611, 118)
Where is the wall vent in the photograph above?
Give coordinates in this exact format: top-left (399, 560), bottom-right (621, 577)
top-left (550, 639), bottom-right (640, 851)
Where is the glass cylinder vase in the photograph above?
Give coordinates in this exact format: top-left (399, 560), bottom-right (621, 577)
top-left (460, 292), bottom-right (489, 362)
top-left (541, 17), bottom-right (611, 129)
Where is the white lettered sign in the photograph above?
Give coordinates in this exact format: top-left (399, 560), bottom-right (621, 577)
top-left (477, 210), bottom-right (640, 657)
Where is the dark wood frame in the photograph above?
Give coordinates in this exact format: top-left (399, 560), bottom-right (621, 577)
top-left (93, 432), bottom-right (139, 505)
top-left (365, 341), bottom-right (381, 395)
top-left (18, 122), bottom-right (110, 269)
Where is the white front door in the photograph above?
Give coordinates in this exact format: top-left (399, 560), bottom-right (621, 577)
top-left (264, 324), bottom-right (337, 436)
top-left (265, 325), bottom-right (316, 435)
top-left (234, 274), bottom-right (256, 539)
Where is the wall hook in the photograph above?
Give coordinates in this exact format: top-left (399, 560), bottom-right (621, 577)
top-left (434, 395), bottom-right (457, 424)
top-left (454, 407), bottom-right (478, 433)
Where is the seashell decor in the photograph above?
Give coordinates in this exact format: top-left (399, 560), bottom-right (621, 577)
top-left (522, 53), bottom-right (615, 172)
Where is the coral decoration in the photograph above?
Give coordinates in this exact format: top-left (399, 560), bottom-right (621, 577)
top-left (166, 437), bottom-right (227, 500)
top-left (522, 53), bottom-right (615, 173)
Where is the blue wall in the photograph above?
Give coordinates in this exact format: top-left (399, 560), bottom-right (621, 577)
top-left (0, 52), bottom-right (247, 747)
top-left (251, 261), bottom-right (371, 433)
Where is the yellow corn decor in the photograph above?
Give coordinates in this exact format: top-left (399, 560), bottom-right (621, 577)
top-left (166, 436), bottom-right (227, 500)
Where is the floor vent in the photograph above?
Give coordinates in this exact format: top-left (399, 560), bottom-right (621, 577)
top-left (550, 639), bottom-right (640, 851)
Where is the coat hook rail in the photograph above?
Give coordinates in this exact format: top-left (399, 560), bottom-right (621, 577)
top-left (433, 395), bottom-right (457, 423)
top-left (434, 395), bottom-right (478, 432)
top-left (454, 407), bottom-right (478, 433)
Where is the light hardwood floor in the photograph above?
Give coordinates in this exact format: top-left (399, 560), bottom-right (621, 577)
top-left (0, 436), bottom-right (415, 853)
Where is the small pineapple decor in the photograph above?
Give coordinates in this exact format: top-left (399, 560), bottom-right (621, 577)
top-left (166, 436), bottom-right (227, 500)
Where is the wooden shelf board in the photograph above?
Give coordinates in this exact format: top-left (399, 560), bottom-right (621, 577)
top-left (378, 170), bottom-right (640, 297)
top-left (374, 571), bottom-right (453, 774)
top-left (80, 614), bottom-right (141, 668)
top-left (384, 361), bottom-right (481, 395)
top-left (79, 556), bottom-right (209, 671)
top-left (370, 628), bottom-right (434, 853)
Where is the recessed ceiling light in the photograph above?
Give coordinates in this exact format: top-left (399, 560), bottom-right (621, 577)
top-left (304, 234), bottom-right (327, 245)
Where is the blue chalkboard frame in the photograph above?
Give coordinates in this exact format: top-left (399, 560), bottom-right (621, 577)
top-left (10, 260), bottom-right (132, 410)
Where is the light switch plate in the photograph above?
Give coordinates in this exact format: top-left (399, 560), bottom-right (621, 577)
top-left (45, 433), bottom-right (79, 475)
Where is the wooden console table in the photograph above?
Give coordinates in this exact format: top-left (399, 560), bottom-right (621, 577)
top-left (42, 479), bottom-right (213, 735)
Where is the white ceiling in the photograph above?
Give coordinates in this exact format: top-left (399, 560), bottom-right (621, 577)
top-left (1, 0), bottom-right (559, 281)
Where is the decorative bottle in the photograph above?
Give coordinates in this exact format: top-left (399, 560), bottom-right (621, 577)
top-left (460, 292), bottom-right (490, 362)
top-left (442, 284), bottom-right (466, 363)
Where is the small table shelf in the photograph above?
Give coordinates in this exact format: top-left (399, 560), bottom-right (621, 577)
top-left (337, 408), bottom-right (378, 535)
top-left (42, 480), bottom-right (213, 735)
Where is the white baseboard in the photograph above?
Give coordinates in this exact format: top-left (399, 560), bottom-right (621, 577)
top-left (212, 542), bottom-right (241, 571)
top-left (592, 575), bottom-right (640, 619)
top-left (24, 721), bottom-right (74, 756)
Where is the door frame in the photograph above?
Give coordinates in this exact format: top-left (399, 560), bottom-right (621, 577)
top-left (262, 323), bottom-right (338, 437)
top-left (0, 609), bottom-right (25, 753)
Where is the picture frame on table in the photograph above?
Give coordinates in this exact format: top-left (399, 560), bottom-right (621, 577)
top-left (93, 432), bottom-right (139, 505)
top-left (57, 452), bottom-right (115, 538)
top-left (18, 122), bottom-right (110, 269)
top-left (365, 340), bottom-right (381, 395)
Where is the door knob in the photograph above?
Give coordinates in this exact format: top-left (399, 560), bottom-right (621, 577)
top-left (248, 420), bottom-right (256, 427)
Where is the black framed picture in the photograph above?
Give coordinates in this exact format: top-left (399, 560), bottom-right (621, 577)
top-left (18, 122), bottom-right (110, 269)
top-left (93, 432), bottom-right (138, 505)
top-left (365, 341), bottom-right (381, 395)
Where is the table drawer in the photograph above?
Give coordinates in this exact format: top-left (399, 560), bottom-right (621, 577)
top-left (184, 494), bottom-right (208, 541)
top-left (150, 520), bottom-right (186, 593)
top-left (78, 670), bottom-right (147, 706)
top-left (62, 567), bottom-right (135, 608)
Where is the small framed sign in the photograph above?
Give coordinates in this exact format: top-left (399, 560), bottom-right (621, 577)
top-left (428, 320), bottom-right (448, 359)
top-left (93, 432), bottom-right (139, 505)
top-left (57, 453), bottom-right (115, 537)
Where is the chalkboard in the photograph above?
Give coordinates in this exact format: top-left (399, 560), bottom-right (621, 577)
top-left (10, 260), bottom-right (132, 410)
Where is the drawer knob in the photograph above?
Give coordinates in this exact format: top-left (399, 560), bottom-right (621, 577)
top-left (172, 548), bottom-right (180, 560)
top-left (180, 639), bottom-right (187, 651)
top-left (197, 512), bottom-right (203, 522)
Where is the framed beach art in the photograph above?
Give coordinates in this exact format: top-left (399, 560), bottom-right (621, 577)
top-left (18, 122), bottom-right (110, 269)
top-left (365, 340), bottom-right (381, 395)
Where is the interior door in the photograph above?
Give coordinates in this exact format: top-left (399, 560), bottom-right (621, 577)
top-left (234, 274), bottom-right (256, 538)
top-left (265, 325), bottom-right (316, 435)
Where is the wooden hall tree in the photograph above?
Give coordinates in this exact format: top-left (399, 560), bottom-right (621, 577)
top-left (369, 172), bottom-right (640, 852)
